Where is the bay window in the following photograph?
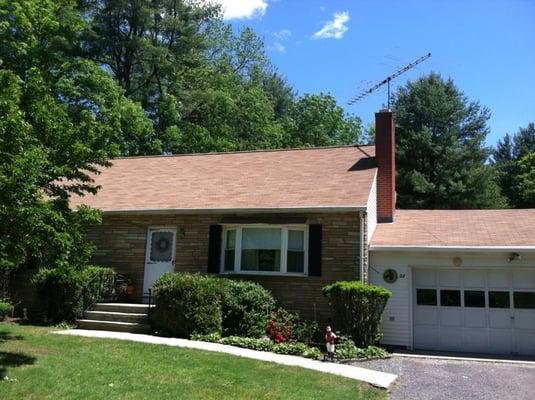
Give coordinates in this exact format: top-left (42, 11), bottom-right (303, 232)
top-left (221, 225), bottom-right (308, 275)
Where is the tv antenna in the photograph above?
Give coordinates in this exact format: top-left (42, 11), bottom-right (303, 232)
top-left (348, 52), bottom-right (431, 108)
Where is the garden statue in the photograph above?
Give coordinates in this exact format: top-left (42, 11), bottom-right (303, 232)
top-left (324, 325), bottom-right (337, 361)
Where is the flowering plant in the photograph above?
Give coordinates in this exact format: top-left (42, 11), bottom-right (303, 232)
top-left (265, 308), bottom-right (298, 343)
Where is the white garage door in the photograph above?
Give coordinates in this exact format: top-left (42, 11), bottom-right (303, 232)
top-left (413, 268), bottom-right (535, 355)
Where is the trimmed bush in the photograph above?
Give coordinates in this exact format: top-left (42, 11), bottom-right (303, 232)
top-left (152, 273), bottom-right (223, 337)
top-left (0, 300), bottom-right (14, 320)
top-left (220, 280), bottom-right (276, 338)
top-left (32, 265), bottom-right (117, 322)
top-left (322, 280), bottom-right (392, 347)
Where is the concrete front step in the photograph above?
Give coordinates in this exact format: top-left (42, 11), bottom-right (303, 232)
top-left (92, 303), bottom-right (152, 314)
top-left (84, 310), bottom-right (148, 323)
top-left (76, 319), bottom-right (150, 333)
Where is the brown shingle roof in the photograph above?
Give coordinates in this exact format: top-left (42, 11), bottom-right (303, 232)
top-left (69, 146), bottom-right (377, 212)
top-left (371, 209), bottom-right (535, 248)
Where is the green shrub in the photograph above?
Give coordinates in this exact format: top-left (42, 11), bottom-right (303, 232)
top-left (335, 335), bottom-right (358, 359)
top-left (33, 267), bottom-right (85, 322)
top-left (355, 345), bottom-right (389, 359)
top-left (191, 332), bottom-right (320, 359)
top-left (0, 300), bottom-right (14, 320)
top-left (220, 280), bottom-right (276, 338)
top-left (32, 265), bottom-right (117, 322)
top-left (152, 273), bottom-right (223, 337)
top-left (323, 280), bottom-right (392, 347)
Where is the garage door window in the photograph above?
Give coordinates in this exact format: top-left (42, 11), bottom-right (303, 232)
top-left (440, 290), bottom-right (461, 307)
top-left (514, 292), bottom-right (535, 309)
top-left (416, 289), bottom-right (437, 305)
top-left (464, 290), bottom-right (485, 308)
top-left (488, 291), bottom-right (510, 308)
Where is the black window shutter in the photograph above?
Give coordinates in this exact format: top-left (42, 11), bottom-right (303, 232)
top-left (308, 224), bottom-right (322, 276)
top-left (207, 225), bottom-right (222, 273)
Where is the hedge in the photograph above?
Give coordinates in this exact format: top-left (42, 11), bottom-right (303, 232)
top-left (322, 280), bottom-right (391, 347)
top-left (32, 265), bottom-right (116, 322)
top-left (152, 273), bottom-right (277, 338)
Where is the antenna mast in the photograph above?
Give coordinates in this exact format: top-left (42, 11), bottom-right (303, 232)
top-left (348, 52), bottom-right (431, 108)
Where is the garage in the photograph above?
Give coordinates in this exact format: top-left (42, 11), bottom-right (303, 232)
top-left (413, 268), bottom-right (535, 355)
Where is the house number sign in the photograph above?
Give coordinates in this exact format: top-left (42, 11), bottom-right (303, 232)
top-left (383, 269), bottom-right (398, 284)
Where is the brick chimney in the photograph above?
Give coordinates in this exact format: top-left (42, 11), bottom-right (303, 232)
top-left (375, 110), bottom-right (396, 223)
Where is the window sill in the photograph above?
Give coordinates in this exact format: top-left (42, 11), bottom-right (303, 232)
top-left (220, 271), bottom-right (308, 278)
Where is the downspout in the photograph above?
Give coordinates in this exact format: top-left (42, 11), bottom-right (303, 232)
top-left (359, 211), bottom-right (365, 283)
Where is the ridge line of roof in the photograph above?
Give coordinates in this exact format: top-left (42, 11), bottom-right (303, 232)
top-left (114, 144), bottom-right (375, 160)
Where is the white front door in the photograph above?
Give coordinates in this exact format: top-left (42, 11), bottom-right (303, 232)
top-left (413, 268), bottom-right (535, 355)
top-left (143, 227), bottom-right (177, 296)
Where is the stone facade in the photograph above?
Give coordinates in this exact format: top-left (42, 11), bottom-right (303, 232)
top-left (87, 212), bottom-right (366, 322)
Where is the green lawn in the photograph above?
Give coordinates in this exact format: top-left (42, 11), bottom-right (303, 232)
top-left (0, 323), bottom-right (385, 400)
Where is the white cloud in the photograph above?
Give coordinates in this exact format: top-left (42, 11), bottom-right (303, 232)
top-left (274, 29), bottom-right (292, 40)
top-left (269, 41), bottom-right (286, 53)
top-left (312, 11), bottom-right (350, 40)
top-left (212, 0), bottom-right (268, 20)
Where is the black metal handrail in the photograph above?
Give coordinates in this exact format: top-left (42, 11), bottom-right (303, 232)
top-left (82, 272), bottom-right (104, 313)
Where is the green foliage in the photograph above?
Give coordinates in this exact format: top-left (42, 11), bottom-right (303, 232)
top-left (355, 346), bottom-right (389, 359)
top-left (392, 73), bottom-right (506, 209)
top-left (0, 299), bottom-right (14, 320)
top-left (190, 332), bottom-right (321, 359)
top-left (219, 280), bottom-right (276, 338)
top-left (32, 267), bottom-right (85, 322)
top-left (323, 281), bottom-right (392, 347)
top-left (494, 123), bottom-right (535, 207)
top-left (32, 265), bottom-right (116, 322)
top-left (152, 273), bottom-right (223, 337)
top-left (0, 0), bottom-right (153, 273)
top-left (335, 335), bottom-right (358, 359)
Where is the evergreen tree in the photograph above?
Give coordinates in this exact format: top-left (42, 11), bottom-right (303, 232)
top-left (392, 73), bottom-right (506, 209)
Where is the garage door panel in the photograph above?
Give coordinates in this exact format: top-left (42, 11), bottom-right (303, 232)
top-left (463, 329), bottom-right (489, 352)
top-left (439, 270), bottom-right (461, 287)
top-left (463, 270), bottom-right (486, 288)
top-left (438, 328), bottom-right (463, 350)
top-left (415, 270), bottom-right (436, 286)
top-left (514, 332), bottom-right (535, 355)
top-left (489, 311), bottom-right (513, 329)
top-left (440, 309), bottom-right (463, 327)
top-left (514, 311), bottom-right (535, 330)
top-left (488, 270), bottom-right (510, 289)
top-left (414, 327), bottom-right (438, 349)
top-left (488, 331), bottom-right (513, 354)
top-left (414, 306), bottom-right (438, 325)
top-left (513, 271), bottom-right (535, 289)
top-left (464, 310), bottom-right (486, 328)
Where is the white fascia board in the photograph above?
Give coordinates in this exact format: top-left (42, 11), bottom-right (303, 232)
top-left (369, 245), bottom-right (535, 253)
top-left (101, 206), bottom-right (367, 215)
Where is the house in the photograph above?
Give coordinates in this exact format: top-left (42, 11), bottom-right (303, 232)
top-left (70, 110), bottom-right (535, 356)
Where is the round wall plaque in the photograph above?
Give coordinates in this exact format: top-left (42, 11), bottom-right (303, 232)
top-left (383, 269), bottom-right (398, 284)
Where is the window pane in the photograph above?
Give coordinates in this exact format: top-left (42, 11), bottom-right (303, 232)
top-left (241, 228), bottom-right (281, 272)
top-left (288, 230), bottom-right (304, 250)
top-left (489, 291), bottom-right (510, 308)
top-left (224, 230), bottom-right (236, 271)
top-left (416, 289), bottom-right (437, 306)
top-left (287, 230), bottom-right (304, 273)
top-left (465, 290), bottom-right (485, 308)
top-left (440, 290), bottom-right (461, 307)
top-left (514, 292), bottom-right (535, 309)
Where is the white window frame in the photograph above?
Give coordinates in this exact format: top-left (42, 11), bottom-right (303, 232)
top-left (220, 224), bottom-right (309, 277)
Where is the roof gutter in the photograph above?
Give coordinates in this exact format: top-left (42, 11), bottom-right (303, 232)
top-left (370, 245), bottom-right (535, 253)
top-left (100, 206), bottom-right (367, 215)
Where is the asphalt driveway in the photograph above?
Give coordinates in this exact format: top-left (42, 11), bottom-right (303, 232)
top-left (356, 356), bottom-right (535, 400)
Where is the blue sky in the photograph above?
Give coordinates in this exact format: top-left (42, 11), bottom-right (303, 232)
top-left (214, 0), bottom-right (535, 146)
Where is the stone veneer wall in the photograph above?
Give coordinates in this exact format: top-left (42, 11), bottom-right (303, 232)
top-left (86, 212), bottom-right (365, 322)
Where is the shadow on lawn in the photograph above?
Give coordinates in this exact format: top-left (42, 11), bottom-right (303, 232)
top-left (0, 351), bottom-right (36, 379)
top-left (0, 331), bottom-right (24, 343)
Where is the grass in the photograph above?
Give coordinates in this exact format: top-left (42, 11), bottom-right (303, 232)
top-left (0, 323), bottom-right (386, 400)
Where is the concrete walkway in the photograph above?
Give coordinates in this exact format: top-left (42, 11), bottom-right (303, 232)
top-left (55, 329), bottom-right (397, 389)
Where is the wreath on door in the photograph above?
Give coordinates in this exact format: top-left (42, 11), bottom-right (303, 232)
top-left (155, 236), bottom-right (170, 252)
